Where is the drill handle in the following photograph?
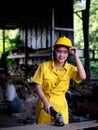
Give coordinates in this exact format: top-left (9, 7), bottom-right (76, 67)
top-left (50, 107), bottom-right (58, 117)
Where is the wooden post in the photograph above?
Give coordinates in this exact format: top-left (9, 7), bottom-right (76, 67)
top-left (82, 0), bottom-right (91, 82)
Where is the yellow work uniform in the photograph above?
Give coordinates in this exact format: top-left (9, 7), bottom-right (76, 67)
top-left (32, 60), bottom-right (82, 124)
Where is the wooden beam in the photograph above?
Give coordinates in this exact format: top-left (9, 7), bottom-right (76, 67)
top-left (0, 120), bottom-right (98, 130)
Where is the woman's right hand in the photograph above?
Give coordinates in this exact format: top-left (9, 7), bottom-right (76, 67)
top-left (44, 102), bottom-right (52, 114)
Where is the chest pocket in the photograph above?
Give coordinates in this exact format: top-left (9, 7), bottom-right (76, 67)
top-left (56, 75), bottom-right (67, 87)
top-left (43, 70), bottom-right (53, 87)
top-left (59, 75), bottom-right (67, 80)
top-left (43, 72), bottom-right (52, 80)
top-left (56, 73), bottom-right (70, 90)
top-left (57, 71), bottom-right (69, 81)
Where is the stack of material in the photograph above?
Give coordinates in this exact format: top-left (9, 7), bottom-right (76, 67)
top-left (77, 102), bottom-right (98, 119)
top-left (67, 82), bottom-right (98, 121)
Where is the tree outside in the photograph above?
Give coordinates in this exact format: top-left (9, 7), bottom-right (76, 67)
top-left (74, 0), bottom-right (98, 80)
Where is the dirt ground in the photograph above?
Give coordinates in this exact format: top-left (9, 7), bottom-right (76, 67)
top-left (0, 94), bottom-right (37, 128)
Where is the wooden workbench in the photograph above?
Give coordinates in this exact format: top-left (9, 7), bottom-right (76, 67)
top-left (0, 120), bottom-right (98, 130)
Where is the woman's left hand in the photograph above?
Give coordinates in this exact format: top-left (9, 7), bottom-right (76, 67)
top-left (69, 46), bottom-right (78, 56)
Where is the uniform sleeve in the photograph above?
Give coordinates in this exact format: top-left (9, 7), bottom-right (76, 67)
top-left (71, 66), bottom-right (82, 83)
top-left (32, 63), bottom-right (44, 85)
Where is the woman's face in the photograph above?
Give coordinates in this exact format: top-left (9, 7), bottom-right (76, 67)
top-left (55, 46), bottom-right (69, 63)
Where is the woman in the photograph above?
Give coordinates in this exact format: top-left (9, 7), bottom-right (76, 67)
top-left (32, 36), bottom-right (86, 124)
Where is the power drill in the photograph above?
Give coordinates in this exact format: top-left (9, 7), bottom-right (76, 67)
top-left (50, 107), bottom-right (65, 126)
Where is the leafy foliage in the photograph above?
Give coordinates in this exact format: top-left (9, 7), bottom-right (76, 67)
top-left (0, 29), bottom-right (19, 68)
top-left (74, 0), bottom-right (98, 50)
top-left (74, 0), bottom-right (98, 80)
top-left (0, 29), bottom-right (19, 57)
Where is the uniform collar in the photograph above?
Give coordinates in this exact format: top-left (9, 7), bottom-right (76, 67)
top-left (51, 60), bottom-right (68, 71)
top-left (63, 61), bottom-right (68, 70)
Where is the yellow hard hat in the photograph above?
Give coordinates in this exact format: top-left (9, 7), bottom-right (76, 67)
top-left (54, 36), bottom-right (72, 47)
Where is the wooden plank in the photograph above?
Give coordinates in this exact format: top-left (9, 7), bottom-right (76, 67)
top-left (7, 52), bottom-right (50, 59)
top-left (72, 120), bottom-right (98, 129)
top-left (0, 76), bottom-right (26, 81)
top-left (0, 120), bottom-right (98, 130)
top-left (0, 123), bottom-right (78, 130)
